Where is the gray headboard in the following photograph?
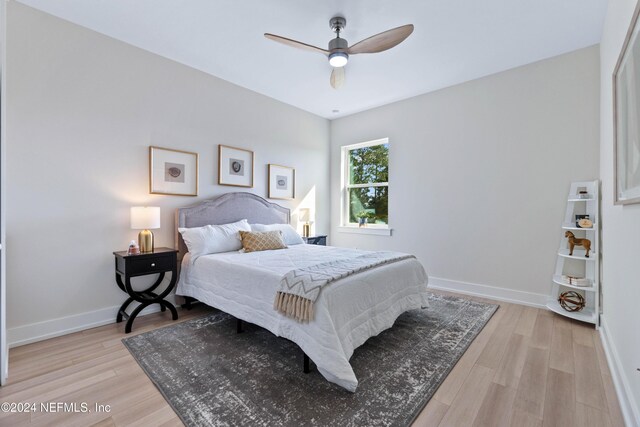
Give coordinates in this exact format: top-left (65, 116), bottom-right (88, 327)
top-left (175, 192), bottom-right (290, 258)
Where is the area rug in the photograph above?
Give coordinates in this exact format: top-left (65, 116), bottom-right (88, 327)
top-left (123, 293), bottom-right (498, 427)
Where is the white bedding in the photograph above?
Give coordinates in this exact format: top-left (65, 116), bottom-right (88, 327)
top-left (176, 244), bottom-right (429, 391)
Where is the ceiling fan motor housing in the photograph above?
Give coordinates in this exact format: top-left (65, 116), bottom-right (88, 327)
top-left (329, 37), bottom-right (348, 52)
top-left (328, 38), bottom-right (349, 67)
top-left (328, 17), bottom-right (348, 67)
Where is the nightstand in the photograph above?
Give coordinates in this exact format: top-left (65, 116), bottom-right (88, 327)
top-left (304, 235), bottom-right (327, 246)
top-left (113, 247), bottom-right (179, 333)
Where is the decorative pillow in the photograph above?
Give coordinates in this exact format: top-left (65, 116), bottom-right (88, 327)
top-left (239, 230), bottom-right (288, 253)
top-left (179, 219), bottom-right (250, 259)
top-left (250, 223), bottom-right (304, 245)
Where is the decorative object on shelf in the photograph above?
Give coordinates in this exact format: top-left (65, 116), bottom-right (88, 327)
top-left (299, 208), bottom-right (311, 238)
top-left (127, 240), bottom-right (140, 255)
top-left (560, 275), bottom-right (592, 287)
top-left (149, 146), bottom-right (199, 196)
top-left (578, 190), bottom-right (591, 199)
top-left (577, 218), bottom-right (593, 228)
top-left (575, 214), bottom-right (590, 227)
top-left (614, 0), bottom-right (640, 205)
top-left (558, 291), bottom-right (585, 312)
top-left (268, 164), bottom-right (295, 199)
top-left (565, 231), bottom-right (591, 257)
top-left (131, 206), bottom-right (160, 253)
top-left (218, 145), bottom-right (255, 188)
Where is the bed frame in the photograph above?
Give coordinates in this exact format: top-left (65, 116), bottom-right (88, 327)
top-left (175, 192), bottom-right (310, 372)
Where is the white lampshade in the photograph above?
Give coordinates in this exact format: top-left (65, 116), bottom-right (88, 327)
top-left (298, 208), bottom-right (310, 223)
top-left (130, 207), bottom-right (160, 230)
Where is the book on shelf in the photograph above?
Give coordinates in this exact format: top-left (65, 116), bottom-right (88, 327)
top-left (560, 275), bottom-right (592, 287)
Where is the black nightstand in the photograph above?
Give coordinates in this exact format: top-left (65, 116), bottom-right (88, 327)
top-left (304, 235), bottom-right (327, 246)
top-left (113, 247), bottom-right (179, 333)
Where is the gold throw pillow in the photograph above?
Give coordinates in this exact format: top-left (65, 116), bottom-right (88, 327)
top-left (239, 230), bottom-right (288, 253)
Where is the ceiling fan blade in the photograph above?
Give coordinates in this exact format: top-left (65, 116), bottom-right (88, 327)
top-left (347, 24), bottom-right (414, 55)
top-left (330, 67), bottom-right (345, 89)
top-left (264, 33), bottom-right (329, 55)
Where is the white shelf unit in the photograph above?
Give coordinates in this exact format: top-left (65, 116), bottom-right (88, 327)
top-left (557, 248), bottom-right (596, 261)
top-left (546, 299), bottom-right (597, 323)
top-left (551, 275), bottom-right (596, 291)
top-left (561, 223), bottom-right (598, 231)
top-left (546, 180), bottom-right (600, 327)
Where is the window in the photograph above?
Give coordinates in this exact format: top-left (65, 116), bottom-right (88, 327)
top-left (341, 138), bottom-right (389, 228)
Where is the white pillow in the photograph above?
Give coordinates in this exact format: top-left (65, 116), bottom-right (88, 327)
top-left (250, 223), bottom-right (304, 245)
top-left (179, 219), bottom-right (251, 259)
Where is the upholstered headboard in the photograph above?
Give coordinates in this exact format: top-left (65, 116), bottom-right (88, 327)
top-left (175, 192), bottom-right (290, 258)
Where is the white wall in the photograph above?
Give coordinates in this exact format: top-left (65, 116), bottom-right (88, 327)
top-left (330, 46), bottom-right (600, 305)
top-left (5, 3), bottom-right (329, 344)
top-left (599, 0), bottom-right (640, 423)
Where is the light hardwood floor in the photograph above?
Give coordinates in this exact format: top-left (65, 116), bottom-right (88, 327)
top-left (0, 292), bottom-right (625, 426)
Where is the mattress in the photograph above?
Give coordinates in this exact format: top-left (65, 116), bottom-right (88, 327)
top-left (176, 244), bottom-right (429, 391)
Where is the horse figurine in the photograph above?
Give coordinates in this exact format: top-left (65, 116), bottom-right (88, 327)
top-left (565, 231), bottom-right (591, 257)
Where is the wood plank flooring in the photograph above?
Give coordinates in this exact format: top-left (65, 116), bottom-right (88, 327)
top-left (0, 292), bottom-right (625, 426)
top-left (414, 292), bottom-right (625, 427)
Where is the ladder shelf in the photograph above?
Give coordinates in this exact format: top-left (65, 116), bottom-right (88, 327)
top-left (548, 180), bottom-right (600, 328)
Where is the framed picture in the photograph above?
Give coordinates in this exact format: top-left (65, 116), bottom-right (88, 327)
top-left (614, 1), bottom-right (640, 204)
top-left (149, 146), bottom-right (198, 196)
top-left (268, 164), bottom-right (295, 200)
top-left (218, 145), bottom-right (254, 187)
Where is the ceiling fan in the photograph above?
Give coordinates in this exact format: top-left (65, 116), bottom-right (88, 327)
top-left (264, 17), bottom-right (414, 89)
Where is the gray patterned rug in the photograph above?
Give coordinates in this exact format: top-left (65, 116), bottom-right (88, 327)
top-left (123, 293), bottom-right (498, 427)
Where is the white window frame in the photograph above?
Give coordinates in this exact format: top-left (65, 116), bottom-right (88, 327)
top-left (339, 138), bottom-right (391, 235)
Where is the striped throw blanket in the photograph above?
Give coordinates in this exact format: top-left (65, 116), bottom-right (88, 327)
top-left (274, 251), bottom-right (414, 322)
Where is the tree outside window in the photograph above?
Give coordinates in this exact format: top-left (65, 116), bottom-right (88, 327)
top-left (344, 140), bottom-right (389, 225)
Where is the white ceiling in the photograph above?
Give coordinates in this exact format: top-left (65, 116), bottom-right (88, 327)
top-left (17, 0), bottom-right (607, 119)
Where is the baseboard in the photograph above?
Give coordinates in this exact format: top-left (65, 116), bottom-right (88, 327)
top-left (7, 295), bottom-right (178, 348)
top-left (599, 316), bottom-right (640, 427)
top-left (428, 277), bottom-right (548, 308)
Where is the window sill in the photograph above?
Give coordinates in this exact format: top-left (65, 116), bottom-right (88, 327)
top-left (337, 226), bottom-right (392, 236)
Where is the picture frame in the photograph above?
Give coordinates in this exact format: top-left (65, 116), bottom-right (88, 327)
top-left (218, 145), bottom-right (254, 188)
top-left (268, 164), bottom-right (295, 200)
top-left (613, 1), bottom-right (640, 205)
top-left (149, 146), bottom-right (198, 196)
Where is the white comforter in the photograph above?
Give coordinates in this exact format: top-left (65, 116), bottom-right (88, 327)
top-left (176, 244), bottom-right (429, 392)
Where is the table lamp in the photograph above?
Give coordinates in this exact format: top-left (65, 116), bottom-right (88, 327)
top-left (130, 207), bottom-right (160, 253)
top-left (299, 208), bottom-right (311, 238)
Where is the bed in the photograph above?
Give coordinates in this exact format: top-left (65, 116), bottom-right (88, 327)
top-left (175, 192), bottom-right (429, 392)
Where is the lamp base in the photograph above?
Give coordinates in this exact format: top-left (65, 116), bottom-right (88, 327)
top-left (302, 223), bottom-right (310, 238)
top-left (138, 229), bottom-right (154, 253)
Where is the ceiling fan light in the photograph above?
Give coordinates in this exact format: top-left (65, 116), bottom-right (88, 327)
top-left (329, 52), bottom-right (348, 67)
